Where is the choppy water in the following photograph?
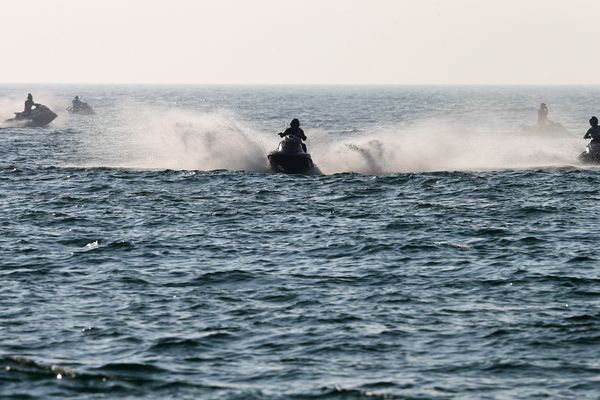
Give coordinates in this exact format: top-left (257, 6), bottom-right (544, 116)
top-left (2, 85), bottom-right (600, 399)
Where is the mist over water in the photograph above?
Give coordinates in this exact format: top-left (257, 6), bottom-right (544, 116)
top-left (95, 106), bottom-right (272, 172)
top-left (311, 124), bottom-right (581, 174)
top-left (1, 85), bottom-right (593, 174)
top-left (75, 109), bottom-right (582, 175)
top-left (0, 87), bottom-right (576, 174)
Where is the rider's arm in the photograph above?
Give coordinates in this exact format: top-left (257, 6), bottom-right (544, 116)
top-left (281, 127), bottom-right (292, 137)
top-left (299, 128), bottom-right (307, 140)
top-left (584, 129), bottom-right (592, 139)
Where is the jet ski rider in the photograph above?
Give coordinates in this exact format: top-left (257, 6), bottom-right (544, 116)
top-left (279, 118), bottom-right (307, 153)
top-left (23, 93), bottom-right (39, 115)
top-left (584, 116), bottom-right (600, 144)
top-left (537, 103), bottom-right (548, 127)
top-left (72, 96), bottom-right (83, 112)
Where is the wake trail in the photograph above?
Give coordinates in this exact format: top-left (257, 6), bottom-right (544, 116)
top-left (73, 106), bottom-right (583, 174)
top-left (311, 124), bottom-right (583, 174)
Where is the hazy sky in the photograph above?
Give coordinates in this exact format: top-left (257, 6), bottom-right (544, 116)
top-left (1, 0), bottom-right (599, 84)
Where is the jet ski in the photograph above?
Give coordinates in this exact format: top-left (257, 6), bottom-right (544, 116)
top-left (4, 104), bottom-right (58, 127)
top-left (267, 134), bottom-right (319, 174)
top-left (579, 142), bottom-right (600, 164)
top-left (66, 102), bottom-right (95, 115)
top-left (521, 120), bottom-right (569, 136)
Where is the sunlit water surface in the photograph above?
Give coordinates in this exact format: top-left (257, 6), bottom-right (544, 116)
top-left (1, 85), bottom-right (600, 399)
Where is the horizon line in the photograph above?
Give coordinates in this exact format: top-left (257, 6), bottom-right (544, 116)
top-left (2, 82), bottom-right (600, 87)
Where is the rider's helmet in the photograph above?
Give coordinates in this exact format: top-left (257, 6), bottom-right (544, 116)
top-left (590, 116), bottom-right (598, 126)
top-left (290, 118), bottom-right (300, 128)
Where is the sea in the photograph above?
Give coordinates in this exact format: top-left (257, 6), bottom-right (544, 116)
top-left (1, 85), bottom-right (600, 399)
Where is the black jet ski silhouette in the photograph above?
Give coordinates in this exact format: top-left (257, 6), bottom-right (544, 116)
top-left (5, 104), bottom-right (57, 127)
top-left (267, 134), bottom-right (320, 174)
top-left (66, 100), bottom-right (95, 115)
top-left (579, 142), bottom-right (600, 164)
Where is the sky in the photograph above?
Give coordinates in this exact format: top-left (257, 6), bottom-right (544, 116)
top-left (1, 0), bottom-right (599, 84)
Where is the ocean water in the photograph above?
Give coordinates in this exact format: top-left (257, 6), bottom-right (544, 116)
top-left (1, 85), bottom-right (600, 399)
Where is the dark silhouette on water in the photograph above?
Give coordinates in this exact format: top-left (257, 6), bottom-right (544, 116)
top-left (578, 116), bottom-right (600, 164)
top-left (23, 93), bottom-right (38, 115)
top-left (268, 118), bottom-right (319, 174)
top-left (72, 96), bottom-right (82, 111)
top-left (4, 93), bottom-right (57, 127)
top-left (521, 102), bottom-right (568, 135)
top-left (280, 118), bottom-right (307, 153)
top-left (66, 95), bottom-right (95, 115)
top-left (583, 116), bottom-right (600, 143)
top-left (537, 103), bottom-right (548, 127)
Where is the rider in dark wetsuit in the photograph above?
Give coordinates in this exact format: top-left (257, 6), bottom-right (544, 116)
top-left (584, 116), bottom-right (600, 144)
top-left (279, 118), bottom-right (307, 152)
top-left (537, 103), bottom-right (548, 127)
top-left (72, 96), bottom-right (82, 112)
top-left (24, 93), bottom-right (36, 115)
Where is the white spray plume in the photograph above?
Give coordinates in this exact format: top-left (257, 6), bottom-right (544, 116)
top-left (311, 123), bottom-right (583, 174)
top-left (73, 105), bottom-right (584, 174)
top-left (0, 96), bottom-right (23, 122)
top-left (79, 105), bottom-right (272, 171)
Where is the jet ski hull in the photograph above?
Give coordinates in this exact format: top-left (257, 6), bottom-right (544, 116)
top-left (5, 105), bottom-right (57, 127)
top-left (521, 121), bottom-right (569, 136)
top-left (579, 152), bottom-right (600, 164)
top-left (579, 143), bottom-right (600, 164)
top-left (67, 103), bottom-right (95, 115)
top-left (267, 134), bottom-right (320, 174)
top-left (268, 151), bottom-right (316, 174)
